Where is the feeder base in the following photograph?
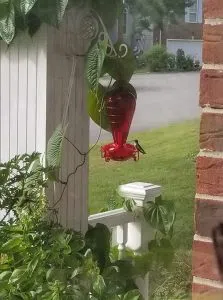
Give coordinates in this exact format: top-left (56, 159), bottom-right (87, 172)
top-left (101, 143), bottom-right (139, 162)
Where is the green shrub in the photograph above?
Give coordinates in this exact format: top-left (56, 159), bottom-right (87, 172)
top-left (176, 49), bottom-right (196, 72)
top-left (194, 60), bottom-right (201, 71)
top-left (185, 55), bottom-right (194, 71)
top-left (146, 45), bottom-right (169, 72)
top-left (0, 151), bottom-right (176, 299)
top-left (136, 53), bottom-right (147, 69)
top-left (139, 46), bottom-right (200, 73)
top-left (176, 49), bottom-right (187, 71)
top-left (167, 53), bottom-right (176, 71)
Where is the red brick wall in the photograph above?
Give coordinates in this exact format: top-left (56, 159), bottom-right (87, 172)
top-left (193, 0), bottom-right (223, 299)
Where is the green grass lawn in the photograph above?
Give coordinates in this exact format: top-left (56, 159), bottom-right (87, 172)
top-left (89, 119), bottom-right (198, 249)
top-left (89, 119), bottom-right (199, 299)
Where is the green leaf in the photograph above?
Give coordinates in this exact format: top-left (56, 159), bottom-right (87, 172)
top-left (69, 232), bottom-right (85, 253)
top-left (54, 0), bottom-right (69, 25)
top-left (0, 1), bottom-right (15, 44)
top-left (0, 168), bottom-right (9, 185)
top-left (57, 0), bottom-right (68, 24)
top-left (27, 256), bottom-right (39, 275)
top-left (26, 154), bottom-right (42, 185)
top-left (0, 270), bottom-right (12, 281)
top-left (102, 43), bottom-right (136, 82)
top-left (143, 196), bottom-right (176, 236)
top-left (71, 267), bottom-right (82, 279)
top-left (20, 0), bottom-right (38, 15)
top-left (87, 84), bottom-right (110, 132)
top-left (102, 266), bottom-right (119, 279)
top-left (46, 124), bottom-right (66, 170)
top-left (9, 267), bottom-right (27, 284)
top-left (110, 260), bottom-right (135, 281)
top-left (32, 0), bottom-right (69, 26)
top-left (93, 275), bottom-right (106, 296)
top-left (0, 270), bottom-right (11, 292)
top-left (84, 248), bottom-right (92, 258)
top-left (46, 268), bottom-right (67, 283)
top-left (27, 12), bottom-right (41, 36)
top-left (1, 236), bottom-right (23, 252)
top-left (123, 199), bottom-right (136, 212)
top-left (123, 289), bottom-right (142, 300)
top-left (0, 263), bottom-right (10, 271)
top-left (86, 39), bottom-right (108, 91)
top-left (85, 224), bottom-right (111, 272)
top-left (0, 281), bottom-right (9, 291)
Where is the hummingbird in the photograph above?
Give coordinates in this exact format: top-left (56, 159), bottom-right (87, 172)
top-left (133, 140), bottom-right (146, 155)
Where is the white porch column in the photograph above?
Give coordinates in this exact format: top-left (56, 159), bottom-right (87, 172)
top-left (118, 182), bottom-right (161, 300)
top-left (118, 182), bottom-right (161, 251)
top-left (0, 7), bottom-right (97, 232)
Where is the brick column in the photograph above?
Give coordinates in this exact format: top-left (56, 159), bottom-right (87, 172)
top-left (193, 1), bottom-right (223, 299)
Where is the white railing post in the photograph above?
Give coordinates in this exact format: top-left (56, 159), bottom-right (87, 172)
top-left (116, 224), bottom-right (128, 260)
top-left (118, 182), bottom-right (162, 300)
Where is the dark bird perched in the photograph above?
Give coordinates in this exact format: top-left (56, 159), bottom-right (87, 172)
top-left (134, 140), bottom-right (146, 155)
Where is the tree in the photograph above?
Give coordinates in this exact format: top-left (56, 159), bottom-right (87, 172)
top-left (126, 0), bottom-right (194, 44)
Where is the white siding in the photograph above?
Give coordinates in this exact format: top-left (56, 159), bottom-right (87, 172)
top-left (26, 35), bottom-right (38, 153)
top-left (9, 43), bottom-right (19, 158)
top-left (36, 31), bottom-right (47, 153)
top-left (0, 28), bottom-right (47, 161)
top-left (0, 43), bottom-right (10, 162)
top-left (197, 0), bottom-right (203, 24)
top-left (0, 7), bottom-right (92, 232)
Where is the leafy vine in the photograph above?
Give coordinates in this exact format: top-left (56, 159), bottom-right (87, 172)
top-left (0, 149), bottom-right (176, 299)
top-left (0, 0), bottom-right (123, 44)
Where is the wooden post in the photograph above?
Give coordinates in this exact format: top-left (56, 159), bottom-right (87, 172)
top-left (46, 8), bottom-right (98, 233)
top-left (0, 7), bottom-right (97, 232)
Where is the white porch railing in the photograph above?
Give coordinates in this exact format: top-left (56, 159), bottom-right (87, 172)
top-left (88, 182), bottom-right (161, 300)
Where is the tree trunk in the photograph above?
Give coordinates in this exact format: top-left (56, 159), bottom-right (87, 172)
top-left (159, 29), bottom-right (162, 45)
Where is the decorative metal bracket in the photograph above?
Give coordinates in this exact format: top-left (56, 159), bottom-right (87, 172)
top-left (79, 9), bottom-right (129, 59)
top-left (98, 31), bottom-right (128, 58)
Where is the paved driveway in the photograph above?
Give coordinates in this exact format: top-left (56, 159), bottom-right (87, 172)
top-left (90, 72), bottom-right (200, 142)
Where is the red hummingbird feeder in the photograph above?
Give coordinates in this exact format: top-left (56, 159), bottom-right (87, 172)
top-left (101, 82), bottom-right (139, 162)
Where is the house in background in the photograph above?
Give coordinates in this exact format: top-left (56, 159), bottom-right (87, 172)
top-left (164, 0), bottom-right (203, 63)
top-left (111, 0), bottom-right (203, 63)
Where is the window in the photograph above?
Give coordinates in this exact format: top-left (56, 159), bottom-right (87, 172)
top-left (186, 0), bottom-right (198, 23)
top-left (189, 12), bottom-right (197, 23)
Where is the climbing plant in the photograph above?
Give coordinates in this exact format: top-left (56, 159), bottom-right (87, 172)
top-left (0, 0), bottom-right (122, 44)
top-left (0, 153), bottom-right (143, 299)
top-left (0, 141), bottom-right (176, 299)
top-left (86, 40), bottom-right (137, 131)
top-left (0, 0), bottom-right (137, 131)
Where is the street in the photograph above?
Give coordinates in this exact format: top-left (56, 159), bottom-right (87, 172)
top-left (90, 72), bottom-right (200, 143)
